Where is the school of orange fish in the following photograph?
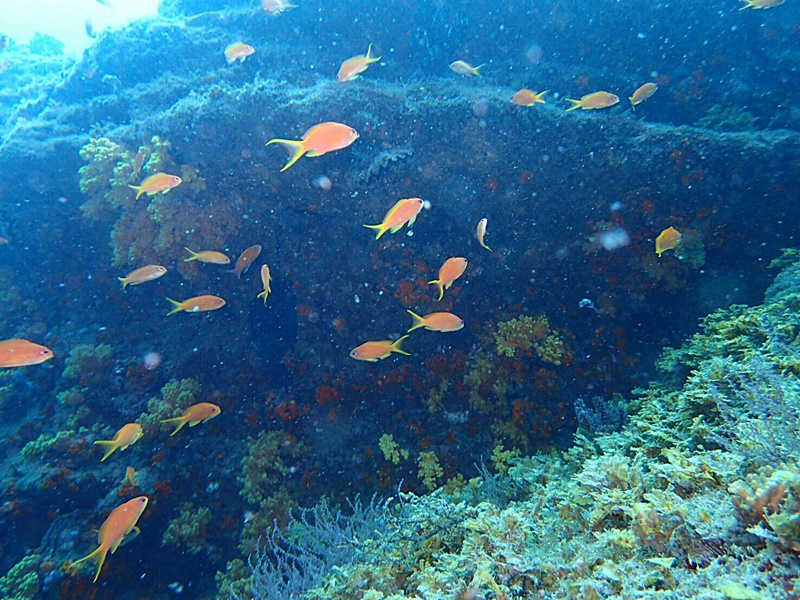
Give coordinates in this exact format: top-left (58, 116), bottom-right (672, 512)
top-left (0, 0), bottom-right (729, 579)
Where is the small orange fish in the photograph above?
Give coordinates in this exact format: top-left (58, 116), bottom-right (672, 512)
top-left (363, 198), bottom-right (425, 240)
top-left (229, 244), bottom-right (262, 278)
top-left (72, 496), bottom-right (148, 583)
top-left (257, 264), bottom-right (272, 305)
top-left (740, 0), bottom-right (784, 8)
top-left (127, 172), bottom-right (182, 199)
top-left (119, 265), bottom-right (167, 290)
top-left (224, 42), bottom-right (255, 64)
top-left (511, 89), bottom-right (548, 106)
top-left (161, 402), bottom-right (221, 436)
top-left (655, 226), bottom-right (682, 257)
top-left (123, 467), bottom-right (140, 487)
top-left (267, 122), bottom-right (359, 172)
top-left (337, 44), bottom-right (381, 82)
top-left (450, 60), bottom-right (483, 77)
top-left (629, 83), bottom-right (658, 111)
top-left (0, 339), bottom-right (53, 367)
top-left (428, 257), bottom-right (468, 301)
top-left (132, 149), bottom-right (146, 177)
top-left (183, 247), bottom-right (230, 264)
top-left (407, 310), bottom-right (464, 333)
top-left (166, 295), bottom-right (226, 315)
top-left (350, 336), bottom-right (411, 362)
top-left (565, 91), bottom-right (619, 111)
top-left (93, 423), bottom-right (143, 462)
top-left (476, 218), bottom-right (491, 251)
top-left (261, 0), bottom-right (296, 15)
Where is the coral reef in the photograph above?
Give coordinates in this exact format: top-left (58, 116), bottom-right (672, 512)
top-left (162, 501), bottom-right (213, 555)
top-left (0, 554), bottom-right (41, 600)
top-left (493, 314), bottom-right (568, 365)
top-left (139, 377), bottom-right (201, 430)
top-left (61, 343), bottom-right (113, 386)
top-left (378, 433), bottom-right (409, 465)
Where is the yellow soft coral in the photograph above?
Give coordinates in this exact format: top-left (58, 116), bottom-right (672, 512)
top-left (494, 314), bottom-right (566, 364)
top-left (379, 434), bottom-right (409, 465)
top-left (418, 451), bottom-right (443, 491)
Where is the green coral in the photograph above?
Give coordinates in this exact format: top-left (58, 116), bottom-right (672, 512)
top-left (493, 314), bottom-right (567, 365)
top-left (162, 502), bottom-right (213, 555)
top-left (418, 451), bottom-right (443, 491)
top-left (0, 554), bottom-right (41, 600)
top-left (20, 430), bottom-right (74, 459)
top-left (238, 430), bottom-right (307, 506)
top-left (379, 433), bottom-right (409, 465)
top-left (139, 378), bottom-right (201, 431)
top-left (61, 343), bottom-right (113, 385)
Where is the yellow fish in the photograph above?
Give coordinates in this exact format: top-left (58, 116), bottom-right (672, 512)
top-left (183, 248), bottom-right (230, 264)
top-left (363, 198), bottom-right (424, 240)
top-left (476, 218), bottom-right (491, 250)
top-left (565, 91), bottom-right (619, 111)
top-left (629, 83), bottom-right (658, 111)
top-left (122, 466), bottom-right (140, 487)
top-left (161, 402), bottom-right (221, 436)
top-left (93, 423), bottom-right (143, 462)
top-left (450, 60), bottom-right (483, 77)
top-left (337, 44), bottom-right (381, 82)
top-left (257, 264), bottom-right (272, 305)
top-left (655, 226), bottom-right (682, 257)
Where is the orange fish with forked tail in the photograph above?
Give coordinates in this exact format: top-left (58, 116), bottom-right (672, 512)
top-left (257, 264), bottom-right (272, 305)
top-left (407, 310), bottom-right (464, 333)
top-left (119, 265), bottom-right (167, 289)
top-left (184, 248), bottom-right (230, 264)
top-left (0, 339), bottom-right (53, 367)
top-left (629, 83), bottom-right (657, 110)
top-left (363, 198), bottom-right (425, 240)
top-left (72, 496), bottom-right (148, 582)
top-left (655, 226), bottom-right (682, 257)
top-left (229, 245), bottom-right (262, 278)
top-left (93, 423), bottom-right (143, 462)
top-left (128, 172), bottom-right (182, 199)
top-left (166, 295), bottom-right (226, 315)
top-left (337, 44), bottom-right (381, 82)
top-left (267, 122), bottom-right (359, 172)
top-left (565, 91), bottom-right (619, 111)
top-left (350, 336), bottom-right (410, 361)
top-left (224, 42), bottom-right (255, 64)
top-left (511, 89), bottom-right (548, 106)
top-left (428, 257), bottom-right (468, 301)
top-left (161, 402), bottom-right (221, 436)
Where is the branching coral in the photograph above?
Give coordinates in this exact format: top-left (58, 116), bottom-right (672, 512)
top-left (162, 501), bottom-right (213, 555)
top-left (418, 451), bottom-right (444, 492)
top-left (493, 314), bottom-right (567, 365)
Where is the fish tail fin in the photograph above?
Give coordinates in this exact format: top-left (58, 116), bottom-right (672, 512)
top-left (738, 0), bottom-right (752, 8)
top-left (565, 98), bottom-right (583, 111)
top-left (366, 43), bottom-right (381, 63)
top-left (406, 309), bottom-right (426, 332)
top-left (427, 279), bottom-right (444, 301)
top-left (629, 97), bottom-right (636, 111)
top-left (118, 277), bottom-right (129, 290)
top-left (72, 546), bottom-right (108, 583)
top-left (473, 63), bottom-right (485, 77)
top-left (266, 138), bottom-right (306, 171)
top-left (183, 247), bottom-right (199, 262)
top-left (536, 90), bottom-right (548, 103)
top-left (93, 440), bottom-right (117, 462)
top-left (166, 297), bottom-right (184, 316)
top-left (257, 290), bottom-right (267, 305)
top-left (363, 223), bottom-right (388, 240)
top-left (160, 416), bottom-right (188, 436)
top-left (127, 184), bottom-right (145, 199)
top-left (392, 335), bottom-right (411, 356)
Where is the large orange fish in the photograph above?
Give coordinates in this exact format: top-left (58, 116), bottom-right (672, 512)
top-left (257, 264), bottom-right (272, 305)
top-left (166, 295), bottom-right (226, 315)
top-left (428, 257), bottom-right (468, 301)
top-left (565, 91), bottom-right (619, 111)
top-left (407, 310), bottom-right (464, 333)
top-left (629, 83), bottom-right (657, 111)
top-left (224, 42), bottom-right (255, 64)
top-left (0, 339), bottom-right (54, 367)
top-left (350, 336), bottom-right (410, 362)
top-left (655, 226), bottom-right (682, 257)
top-left (511, 89), bottom-right (548, 106)
top-left (119, 265), bottom-right (167, 290)
top-left (229, 245), bottom-right (262, 278)
top-left (184, 248), bottom-right (230, 264)
top-left (267, 122), bottom-right (359, 172)
top-left (72, 496), bottom-right (149, 583)
top-left (337, 44), bottom-right (381, 82)
top-left (450, 60), bottom-right (483, 77)
top-left (161, 402), bottom-right (221, 436)
top-left (127, 172), bottom-right (182, 199)
top-left (363, 198), bottom-right (424, 240)
top-left (94, 423), bottom-right (143, 462)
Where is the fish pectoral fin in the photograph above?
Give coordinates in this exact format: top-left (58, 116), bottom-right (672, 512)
top-left (305, 150), bottom-right (325, 157)
top-left (189, 420), bottom-right (201, 427)
top-left (389, 224), bottom-right (404, 233)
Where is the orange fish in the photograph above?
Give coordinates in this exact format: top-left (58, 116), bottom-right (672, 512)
top-left (119, 265), bottom-right (167, 290)
top-left (127, 172), bottom-right (182, 199)
top-left (261, 0), bottom-right (296, 15)
top-left (267, 122), bottom-right (359, 172)
top-left (407, 310), bottom-right (464, 333)
top-left (511, 89), bottom-right (548, 106)
top-left (450, 60), bottom-right (483, 77)
top-left (740, 0), bottom-right (784, 8)
top-left (350, 336), bottom-right (410, 362)
top-left (655, 226), bottom-right (682, 257)
top-left (337, 44), bottom-right (381, 82)
top-left (363, 198), bottom-right (425, 240)
top-left (132, 149), bottom-right (146, 177)
top-left (565, 91), bottom-right (619, 111)
top-left (161, 402), bottom-right (221, 436)
top-left (72, 496), bottom-right (148, 583)
top-left (229, 244), bottom-right (262, 278)
top-left (183, 247), bottom-right (230, 264)
top-left (93, 423), bottom-right (143, 462)
top-left (0, 339), bottom-right (53, 367)
top-left (257, 264), bottom-right (272, 305)
top-left (476, 218), bottom-right (491, 251)
top-left (225, 42), bottom-right (255, 64)
top-left (428, 257), bottom-right (468, 301)
top-left (629, 83), bottom-right (657, 111)
top-left (166, 295), bottom-right (226, 315)
top-left (123, 467), bottom-right (140, 487)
